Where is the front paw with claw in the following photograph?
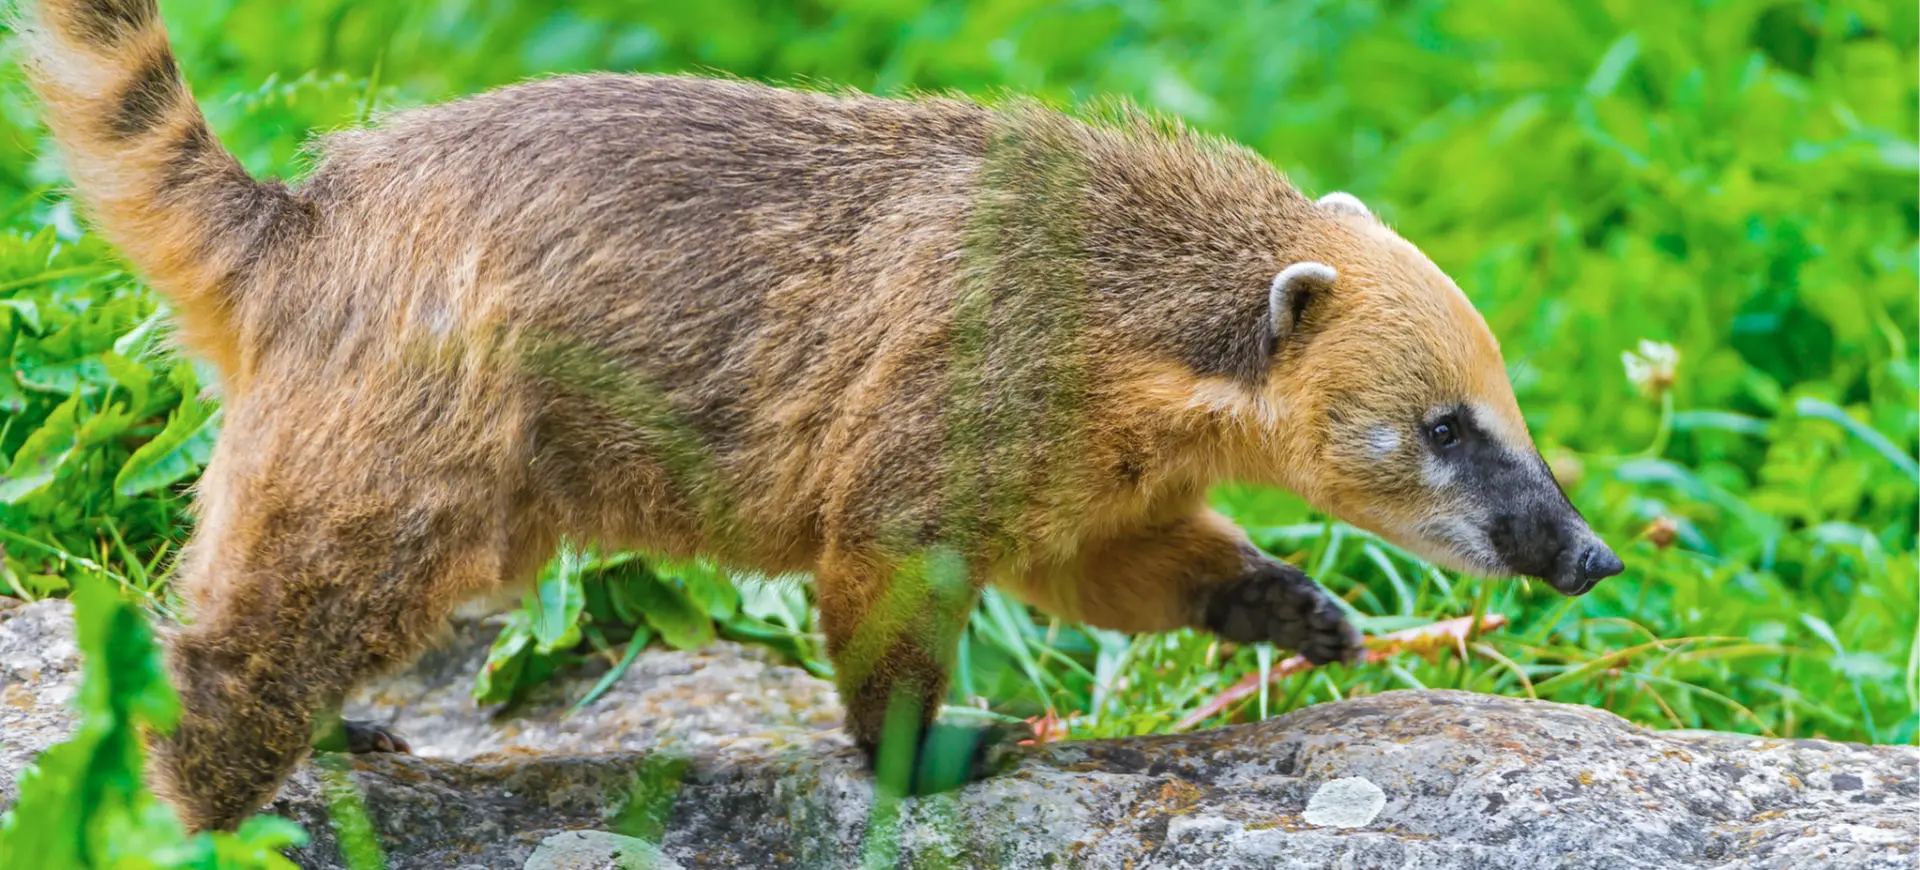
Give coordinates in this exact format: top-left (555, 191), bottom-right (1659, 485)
top-left (1198, 557), bottom-right (1365, 665)
top-left (314, 717), bottom-right (413, 755)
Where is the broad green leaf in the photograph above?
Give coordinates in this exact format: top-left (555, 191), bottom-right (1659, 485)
top-left (473, 611), bottom-right (535, 705)
top-left (0, 574), bottom-right (304, 868)
top-left (613, 562), bottom-right (715, 651)
top-left (0, 298), bottom-right (40, 333)
top-left (0, 393), bottom-right (83, 503)
top-left (98, 351), bottom-right (154, 416)
top-left (19, 573), bottom-right (68, 597)
top-left (111, 308), bottom-right (167, 358)
top-left (660, 558), bottom-right (741, 622)
top-left (528, 552), bottom-right (587, 654)
top-left (114, 407), bottom-right (220, 497)
top-left (0, 374), bottom-right (24, 414)
top-left (737, 573), bottom-right (811, 632)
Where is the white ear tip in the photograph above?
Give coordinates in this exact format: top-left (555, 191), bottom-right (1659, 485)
top-left (1271, 261), bottom-right (1338, 297)
top-left (1269, 261), bottom-right (1338, 332)
top-left (1318, 191), bottom-right (1371, 217)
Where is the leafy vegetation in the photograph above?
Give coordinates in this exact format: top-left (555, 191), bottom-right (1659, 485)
top-left (472, 550), bottom-right (823, 707)
top-left (0, 575), bottom-right (305, 868)
top-left (0, 0), bottom-right (1912, 808)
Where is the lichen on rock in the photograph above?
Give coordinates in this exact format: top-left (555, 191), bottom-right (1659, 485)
top-left (1301, 776), bottom-right (1386, 828)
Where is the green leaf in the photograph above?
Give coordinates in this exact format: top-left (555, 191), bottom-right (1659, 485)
top-left (737, 573), bottom-right (812, 632)
top-left (0, 574), bottom-right (306, 867)
top-left (719, 614), bottom-right (829, 677)
top-left (114, 406), bottom-right (220, 498)
top-left (99, 351), bottom-right (154, 415)
top-left (472, 611), bottom-right (535, 705)
top-left (1585, 33), bottom-right (1641, 98)
top-left (0, 373), bottom-right (25, 414)
top-left (1670, 410), bottom-right (1770, 437)
top-left (528, 552), bottom-right (587, 654)
top-left (0, 393), bottom-right (83, 503)
top-left (609, 561), bottom-right (715, 651)
top-left (0, 298), bottom-right (40, 333)
top-left (111, 309), bottom-right (167, 358)
top-left (10, 302), bottom-right (132, 395)
top-left (19, 573), bottom-right (69, 597)
top-left (660, 558), bottom-right (741, 622)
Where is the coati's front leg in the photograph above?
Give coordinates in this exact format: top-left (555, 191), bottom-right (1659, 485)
top-left (815, 549), bottom-right (1015, 795)
top-left (150, 448), bottom-right (518, 831)
top-left (1007, 506), bottom-right (1366, 664)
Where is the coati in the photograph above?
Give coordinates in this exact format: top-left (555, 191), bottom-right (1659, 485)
top-left (20, 0), bottom-right (1625, 832)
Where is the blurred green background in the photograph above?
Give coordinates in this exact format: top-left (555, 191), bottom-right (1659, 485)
top-left (0, 0), bottom-right (1913, 754)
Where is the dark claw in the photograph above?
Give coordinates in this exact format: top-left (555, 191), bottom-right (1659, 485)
top-left (341, 719), bottom-right (412, 755)
top-left (1200, 555), bottom-right (1366, 666)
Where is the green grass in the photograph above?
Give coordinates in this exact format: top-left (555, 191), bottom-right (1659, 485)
top-left (0, 0), bottom-right (1912, 763)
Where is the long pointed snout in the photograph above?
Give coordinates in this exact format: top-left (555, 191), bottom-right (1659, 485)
top-left (1480, 450), bottom-right (1624, 597)
top-left (1404, 406), bottom-right (1625, 596)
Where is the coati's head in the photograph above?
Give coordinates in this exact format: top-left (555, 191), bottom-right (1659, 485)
top-left (1240, 192), bottom-right (1622, 595)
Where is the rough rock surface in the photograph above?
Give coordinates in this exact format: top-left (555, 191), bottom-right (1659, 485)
top-left (2, 597), bottom-right (1915, 869)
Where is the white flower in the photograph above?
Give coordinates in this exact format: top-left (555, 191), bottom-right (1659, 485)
top-left (1621, 340), bottom-right (1679, 397)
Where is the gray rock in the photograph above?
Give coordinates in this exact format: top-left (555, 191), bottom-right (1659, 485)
top-left (2, 597), bottom-right (1915, 869)
top-left (0, 597), bottom-right (84, 807)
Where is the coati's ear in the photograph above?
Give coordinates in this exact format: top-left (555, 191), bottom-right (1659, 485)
top-left (1269, 261), bottom-right (1338, 345)
top-left (1317, 191), bottom-right (1372, 219)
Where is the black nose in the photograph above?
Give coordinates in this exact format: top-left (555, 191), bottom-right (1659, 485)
top-left (1578, 545), bottom-right (1624, 582)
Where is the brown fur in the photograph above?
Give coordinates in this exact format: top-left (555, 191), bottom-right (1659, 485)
top-left (20, 0), bottom-right (1560, 829)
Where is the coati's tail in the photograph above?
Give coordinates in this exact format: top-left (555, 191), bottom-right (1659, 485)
top-left (17, 0), bottom-right (306, 370)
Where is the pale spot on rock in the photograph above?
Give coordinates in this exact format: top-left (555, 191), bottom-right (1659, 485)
top-left (1303, 777), bottom-right (1387, 828)
top-left (524, 830), bottom-right (679, 870)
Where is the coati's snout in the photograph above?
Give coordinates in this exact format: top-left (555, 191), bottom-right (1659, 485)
top-left (1322, 401), bottom-right (1624, 597)
top-left (1489, 508), bottom-right (1624, 596)
top-left (1423, 405), bottom-right (1624, 596)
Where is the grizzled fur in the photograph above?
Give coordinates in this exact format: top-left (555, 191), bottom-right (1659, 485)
top-left (21, 0), bottom-right (1619, 831)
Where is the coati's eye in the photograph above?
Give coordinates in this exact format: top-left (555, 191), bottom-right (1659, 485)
top-left (1426, 416), bottom-right (1462, 451)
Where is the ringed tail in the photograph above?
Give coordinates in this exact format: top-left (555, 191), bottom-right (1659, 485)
top-left (17, 0), bottom-right (311, 374)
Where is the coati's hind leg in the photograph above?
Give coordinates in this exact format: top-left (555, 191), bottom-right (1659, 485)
top-left (150, 458), bottom-right (520, 832)
top-left (1007, 507), bottom-right (1365, 665)
top-left (816, 548), bottom-right (1016, 795)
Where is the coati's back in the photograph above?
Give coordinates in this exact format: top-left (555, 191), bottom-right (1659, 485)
top-left (292, 75), bottom-right (994, 368)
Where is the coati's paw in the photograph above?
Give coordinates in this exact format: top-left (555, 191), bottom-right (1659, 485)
top-left (862, 720), bottom-right (1020, 796)
top-left (331, 719), bottom-right (413, 755)
top-left (1200, 560), bottom-right (1366, 665)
